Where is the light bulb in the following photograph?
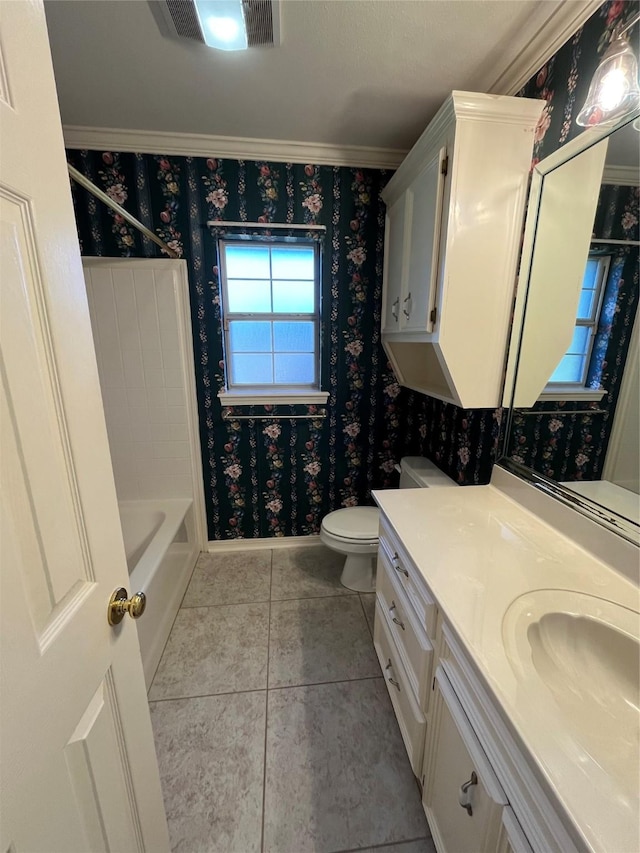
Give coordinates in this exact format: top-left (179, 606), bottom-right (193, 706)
top-left (598, 67), bottom-right (629, 111)
top-left (207, 15), bottom-right (239, 43)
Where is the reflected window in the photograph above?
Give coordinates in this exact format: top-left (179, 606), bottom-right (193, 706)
top-left (547, 254), bottom-right (610, 388)
top-left (219, 240), bottom-right (320, 390)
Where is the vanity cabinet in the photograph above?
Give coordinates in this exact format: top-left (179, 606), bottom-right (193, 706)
top-left (374, 510), bottom-right (584, 853)
top-left (381, 91), bottom-right (544, 408)
top-left (423, 667), bottom-right (507, 853)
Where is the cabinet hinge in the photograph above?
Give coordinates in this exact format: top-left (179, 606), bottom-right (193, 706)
top-left (223, 317), bottom-right (229, 332)
top-left (429, 307), bottom-right (437, 325)
top-left (441, 155), bottom-right (448, 176)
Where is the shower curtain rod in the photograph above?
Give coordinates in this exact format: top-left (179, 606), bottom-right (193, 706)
top-left (67, 164), bottom-right (179, 259)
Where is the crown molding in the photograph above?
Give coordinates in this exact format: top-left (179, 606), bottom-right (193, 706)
top-left (602, 165), bottom-right (640, 186)
top-left (485, 0), bottom-right (604, 96)
top-left (62, 124), bottom-right (407, 170)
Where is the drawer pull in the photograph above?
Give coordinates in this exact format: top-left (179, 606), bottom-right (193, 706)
top-left (391, 297), bottom-right (400, 321)
top-left (385, 659), bottom-right (401, 692)
top-left (458, 771), bottom-right (478, 817)
top-left (392, 553), bottom-right (409, 578)
top-left (389, 601), bottom-right (405, 630)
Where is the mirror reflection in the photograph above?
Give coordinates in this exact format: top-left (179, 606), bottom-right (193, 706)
top-left (505, 117), bottom-right (639, 528)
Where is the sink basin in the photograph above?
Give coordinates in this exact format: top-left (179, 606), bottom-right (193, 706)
top-left (502, 589), bottom-right (639, 794)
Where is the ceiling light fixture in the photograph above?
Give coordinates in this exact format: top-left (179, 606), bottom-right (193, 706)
top-left (576, 12), bottom-right (640, 127)
top-left (194, 0), bottom-right (248, 50)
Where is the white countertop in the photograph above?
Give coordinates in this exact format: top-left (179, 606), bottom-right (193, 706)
top-left (373, 480), bottom-right (640, 853)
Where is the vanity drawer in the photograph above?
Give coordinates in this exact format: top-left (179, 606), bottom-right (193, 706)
top-left (377, 551), bottom-right (433, 710)
top-left (379, 517), bottom-right (438, 640)
top-left (374, 600), bottom-right (427, 775)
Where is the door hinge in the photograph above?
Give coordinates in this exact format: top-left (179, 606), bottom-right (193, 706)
top-left (441, 155), bottom-right (448, 176)
top-left (429, 307), bottom-right (437, 325)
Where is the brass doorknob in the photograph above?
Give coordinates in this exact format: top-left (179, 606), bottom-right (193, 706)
top-left (108, 587), bottom-right (147, 626)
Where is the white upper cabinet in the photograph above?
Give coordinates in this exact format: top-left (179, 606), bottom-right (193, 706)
top-left (381, 91), bottom-right (544, 408)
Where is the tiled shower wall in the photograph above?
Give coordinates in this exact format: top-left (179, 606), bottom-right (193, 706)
top-left (84, 262), bottom-right (193, 501)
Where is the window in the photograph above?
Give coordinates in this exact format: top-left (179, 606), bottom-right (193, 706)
top-left (541, 254), bottom-right (610, 400)
top-left (217, 239), bottom-right (327, 405)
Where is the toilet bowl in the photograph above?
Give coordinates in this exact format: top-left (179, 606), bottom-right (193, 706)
top-left (320, 457), bottom-right (457, 592)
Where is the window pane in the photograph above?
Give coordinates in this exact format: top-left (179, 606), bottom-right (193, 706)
top-left (271, 247), bottom-right (315, 280)
top-left (231, 353), bottom-right (273, 385)
top-left (225, 245), bottom-right (270, 279)
top-left (229, 321), bottom-right (272, 352)
top-left (566, 325), bottom-right (590, 356)
top-left (273, 321), bottom-right (315, 352)
top-left (550, 354), bottom-right (586, 384)
top-left (577, 289), bottom-right (597, 321)
top-left (582, 258), bottom-right (601, 290)
top-left (226, 280), bottom-right (272, 313)
top-left (274, 353), bottom-right (315, 384)
top-left (272, 281), bottom-right (315, 313)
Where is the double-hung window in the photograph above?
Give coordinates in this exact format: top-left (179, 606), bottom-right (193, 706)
top-left (541, 253), bottom-right (610, 400)
top-left (217, 239), bottom-right (327, 405)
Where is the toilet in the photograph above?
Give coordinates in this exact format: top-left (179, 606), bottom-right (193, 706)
top-left (320, 457), bottom-right (457, 592)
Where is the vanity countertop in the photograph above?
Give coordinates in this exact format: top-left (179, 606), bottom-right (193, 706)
top-left (373, 479), bottom-right (639, 853)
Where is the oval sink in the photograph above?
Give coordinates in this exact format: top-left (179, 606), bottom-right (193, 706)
top-left (502, 589), bottom-right (639, 794)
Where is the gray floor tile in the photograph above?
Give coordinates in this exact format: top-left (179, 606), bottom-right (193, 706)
top-left (150, 692), bottom-right (266, 853)
top-left (263, 679), bottom-right (428, 853)
top-left (269, 595), bottom-right (381, 688)
top-left (360, 592), bottom-right (376, 635)
top-left (149, 603), bottom-right (269, 700)
top-left (357, 839), bottom-right (436, 853)
top-left (182, 549), bottom-right (271, 607)
top-left (271, 545), bottom-right (356, 600)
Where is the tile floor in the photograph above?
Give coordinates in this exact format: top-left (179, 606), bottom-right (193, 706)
top-left (149, 544), bottom-right (436, 853)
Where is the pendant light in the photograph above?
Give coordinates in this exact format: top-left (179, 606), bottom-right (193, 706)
top-left (576, 13), bottom-right (640, 127)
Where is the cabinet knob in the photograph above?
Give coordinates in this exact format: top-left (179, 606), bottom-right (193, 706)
top-left (458, 771), bottom-right (478, 816)
top-left (403, 292), bottom-right (412, 318)
top-left (389, 601), bottom-right (405, 630)
top-left (385, 659), bottom-right (401, 691)
top-left (392, 553), bottom-right (409, 578)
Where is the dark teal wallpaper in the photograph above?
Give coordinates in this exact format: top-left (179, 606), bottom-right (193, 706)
top-left (68, 153), bottom-right (404, 539)
top-left (402, 0), bottom-right (639, 485)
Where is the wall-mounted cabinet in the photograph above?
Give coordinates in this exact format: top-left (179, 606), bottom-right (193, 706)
top-left (381, 91), bottom-right (544, 408)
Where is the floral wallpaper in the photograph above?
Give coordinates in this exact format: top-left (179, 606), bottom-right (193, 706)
top-left (401, 0), bottom-right (639, 486)
top-left (67, 152), bottom-right (404, 539)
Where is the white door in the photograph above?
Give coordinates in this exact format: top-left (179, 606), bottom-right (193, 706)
top-left (403, 146), bottom-right (447, 334)
top-left (381, 193), bottom-right (410, 334)
top-left (0, 3), bottom-right (170, 851)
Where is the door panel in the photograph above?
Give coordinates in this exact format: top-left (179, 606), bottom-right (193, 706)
top-left (404, 146), bottom-right (447, 333)
top-left (0, 3), bottom-right (169, 851)
top-left (382, 193), bottom-right (410, 333)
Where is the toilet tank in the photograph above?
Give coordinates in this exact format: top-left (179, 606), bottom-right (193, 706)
top-left (399, 456), bottom-right (458, 488)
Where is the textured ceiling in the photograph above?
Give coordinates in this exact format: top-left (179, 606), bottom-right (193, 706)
top-left (46, 0), bottom-right (553, 150)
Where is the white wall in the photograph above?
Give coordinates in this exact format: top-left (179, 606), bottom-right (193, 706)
top-left (84, 261), bottom-right (195, 502)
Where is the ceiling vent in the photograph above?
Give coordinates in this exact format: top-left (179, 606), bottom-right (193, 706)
top-left (155, 0), bottom-right (281, 48)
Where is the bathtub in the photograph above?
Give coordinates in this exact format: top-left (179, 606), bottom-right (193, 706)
top-left (118, 499), bottom-right (199, 689)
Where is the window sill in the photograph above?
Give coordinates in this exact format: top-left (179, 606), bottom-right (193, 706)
top-left (538, 385), bottom-right (607, 403)
top-left (218, 389), bottom-right (329, 407)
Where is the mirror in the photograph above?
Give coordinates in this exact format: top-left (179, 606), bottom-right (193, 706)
top-left (502, 112), bottom-right (640, 543)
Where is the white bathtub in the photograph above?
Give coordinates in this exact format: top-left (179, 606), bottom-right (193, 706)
top-left (118, 499), bottom-right (199, 689)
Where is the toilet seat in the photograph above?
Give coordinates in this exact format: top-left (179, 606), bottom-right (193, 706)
top-left (320, 507), bottom-right (380, 542)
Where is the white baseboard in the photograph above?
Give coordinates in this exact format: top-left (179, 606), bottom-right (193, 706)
top-left (207, 534), bottom-right (321, 552)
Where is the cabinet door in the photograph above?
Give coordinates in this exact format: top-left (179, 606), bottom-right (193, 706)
top-left (382, 192), bottom-right (410, 334)
top-left (402, 146), bottom-right (447, 334)
top-left (423, 667), bottom-right (507, 853)
top-left (497, 807), bottom-right (535, 853)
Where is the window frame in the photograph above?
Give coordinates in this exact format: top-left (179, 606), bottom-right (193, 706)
top-left (539, 253), bottom-right (610, 402)
top-left (216, 237), bottom-right (328, 406)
